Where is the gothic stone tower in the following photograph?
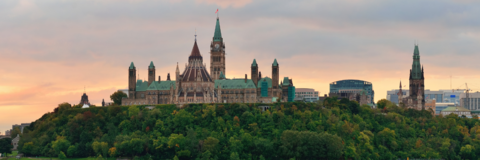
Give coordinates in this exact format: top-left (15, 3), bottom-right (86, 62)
top-left (128, 62), bottom-right (136, 98)
top-left (272, 59), bottom-right (279, 89)
top-left (408, 44), bottom-right (425, 110)
top-left (148, 61), bottom-right (155, 86)
top-left (210, 17), bottom-right (226, 80)
top-left (251, 59), bottom-right (259, 87)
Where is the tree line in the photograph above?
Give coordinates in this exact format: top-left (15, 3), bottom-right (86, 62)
top-left (15, 98), bottom-right (480, 159)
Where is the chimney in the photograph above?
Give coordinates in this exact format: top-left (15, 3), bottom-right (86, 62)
top-left (167, 73), bottom-right (171, 81)
top-left (158, 76), bottom-right (161, 82)
top-left (259, 72), bottom-right (262, 79)
top-left (245, 74), bottom-right (247, 83)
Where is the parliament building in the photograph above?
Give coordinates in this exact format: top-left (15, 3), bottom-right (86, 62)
top-left (122, 17), bottom-right (296, 106)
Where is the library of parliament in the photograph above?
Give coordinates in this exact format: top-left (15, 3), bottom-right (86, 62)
top-left (122, 17), bottom-right (296, 106)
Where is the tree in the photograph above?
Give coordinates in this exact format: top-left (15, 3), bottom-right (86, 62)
top-left (58, 151), bottom-right (67, 159)
top-left (110, 91), bottom-right (127, 105)
top-left (377, 99), bottom-right (393, 109)
top-left (67, 145), bottom-right (76, 157)
top-left (0, 138), bottom-right (13, 157)
top-left (52, 136), bottom-right (71, 155)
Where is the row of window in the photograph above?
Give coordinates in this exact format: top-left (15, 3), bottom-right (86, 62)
top-left (222, 90), bottom-right (256, 94)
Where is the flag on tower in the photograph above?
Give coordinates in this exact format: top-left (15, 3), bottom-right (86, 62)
top-left (215, 9), bottom-right (218, 14)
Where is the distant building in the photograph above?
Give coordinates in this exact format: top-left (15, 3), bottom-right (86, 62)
top-left (329, 79), bottom-right (374, 105)
top-left (400, 44), bottom-right (426, 110)
top-left (12, 123), bottom-right (31, 134)
top-left (295, 88), bottom-right (319, 102)
top-left (122, 17), bottom-right (296, 105)
top-left (12, 134), bottom-right (19, 150)
top-left (435, 103), bottom-right (455, 115)
top-left (387, 89), bottom-right (446, 105)
top-left (441, 106), bottom-right (471, 117)
top-left (425, 99), bottom-right (436, 114)
top-left (79, 92), bottom-right (91, 108)
top-left (5, 130), bottom-right (10, 136)
top-left (460, 92), bottom-right (480, 111)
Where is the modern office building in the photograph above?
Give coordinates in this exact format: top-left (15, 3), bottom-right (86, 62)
top-left (460, 92), bottom-right (480, 111)
top-left (329, 79), bottom-right (374, 104)
top-left (387, 89), bottom-right (450, 105)
top-left (295, 88), bottom-right (319, 102)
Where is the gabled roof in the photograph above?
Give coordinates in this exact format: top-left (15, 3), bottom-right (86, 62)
top-left (189, 41), bottom-right (202, 61)
top-left (213, 18), bottom-right (222, 42)
top-left (149, 61), bottom-right (154, 69)
top-left (442, 106), bottom-right (470, 112)
top-left (215, 79), bottom-right (256, 89)
top-left (252, 59), bottom-right (257, 67)
top-left (129, 62), bottom-right (135, 69)
top-left (135, 80), bottom-right (149, 91)
top-left (147, 81), bottom-right (176, 91)
top-left (273, 59), bottom-right (278, 66)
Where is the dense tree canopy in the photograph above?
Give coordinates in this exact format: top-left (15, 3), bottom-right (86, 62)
top-left (16, 98), bottom-right (480, 159)
top-left (0, 138), bottom-right (13, 157)
top-left (110, 91), bottom-right (128, 105)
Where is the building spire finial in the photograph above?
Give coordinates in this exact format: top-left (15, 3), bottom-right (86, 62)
top-left (195, 28), bottom-right (197, 41)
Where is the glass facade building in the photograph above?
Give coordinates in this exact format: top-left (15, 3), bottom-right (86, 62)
top-left (330, 79), bottom-right (374, 104)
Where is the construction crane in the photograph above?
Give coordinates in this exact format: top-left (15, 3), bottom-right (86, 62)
top-left (453, 83), bottom-right (480, 109)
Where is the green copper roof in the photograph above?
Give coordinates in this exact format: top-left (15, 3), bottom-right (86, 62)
top-left (282, 77), bottom-right (290, 86)
top-left (442, 106), bottom-right (470, 112)
top-left (257, 77), bottom-right (272, 89)
top-left (219, 71), bottom-right (226, 79)
top-left (147, 81), bottom-right (176, 91)
top-left (149, 61), bottom-right (154, 69)
top-left (129, 62), bottom-right (135, 69)
top-left (273, 59), bottom-right (278, 66)
top-left (135, 80), bottom-right (149, 91)
top-left (411, 45), bottom-right (422, 79)
top-left (252, 59), bottom-right (257, 67)
top-left (213, 18), bottom-right (222, 42)
top-left (215, 79), bottom-right (256, 89)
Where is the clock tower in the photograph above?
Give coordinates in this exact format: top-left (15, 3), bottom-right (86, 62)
top-left (210, 17), bottom-right (226, 81)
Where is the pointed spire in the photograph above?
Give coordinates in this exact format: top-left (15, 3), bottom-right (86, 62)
top-left (272, 59), bottom-right (278, 66)
top-left (219, 71), bottom-right (226, 79)
top-left (189, 40), bottom-right (202, 61)
top-left (252, 59), bottom-right (257, 67)
top-left (176, 62), bottom-right (180, 72)
top-left (129, 62), bottom-right (135, 69)
top-left (149, 61), bottom-right (154, 69)
top-left (399, 81), bottom-right (402, 89)
top-left (213, 17), bottom-right (223, 42)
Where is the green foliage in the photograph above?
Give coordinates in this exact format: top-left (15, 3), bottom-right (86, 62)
top-left (0, 138), bottom-right (13, 156)
top-left (110, 91), bottom-right (127, 105)
top-left (58, 151), bottom-right (67, 159)
top-left (16, 101), bottom-right (480, 159)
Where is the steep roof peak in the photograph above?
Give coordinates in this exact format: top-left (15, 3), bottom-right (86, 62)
top-left (189, 40), bottom-right (202, 61)
top-left (252, 59), bottom-right (257, 67)
top-left (149, 61), bottom-right (154, 69)
top-left (129, 62), bottom-right (135, 69)
top-left (273, 59), bottom-right (278, 66)
top-left (213, 18), bottom-right (222, 42)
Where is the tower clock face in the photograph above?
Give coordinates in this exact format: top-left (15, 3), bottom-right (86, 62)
top-left (215, 44), bottom-right (220, 49)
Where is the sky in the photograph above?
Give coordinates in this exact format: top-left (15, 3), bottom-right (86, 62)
top-left (1, 0), bottom-right (480, 134)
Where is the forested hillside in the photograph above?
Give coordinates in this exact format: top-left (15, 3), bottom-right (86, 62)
top-left (16, 98), bottom-right (480, 160)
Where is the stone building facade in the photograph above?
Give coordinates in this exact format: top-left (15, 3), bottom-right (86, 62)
top-left (122, 17), bottom-right (295, 106)
top-left (399, 44), bottom-right (425, 110)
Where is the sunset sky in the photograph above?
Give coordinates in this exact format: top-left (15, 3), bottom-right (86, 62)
top-left (2, 0), bottom-right (480, 134)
